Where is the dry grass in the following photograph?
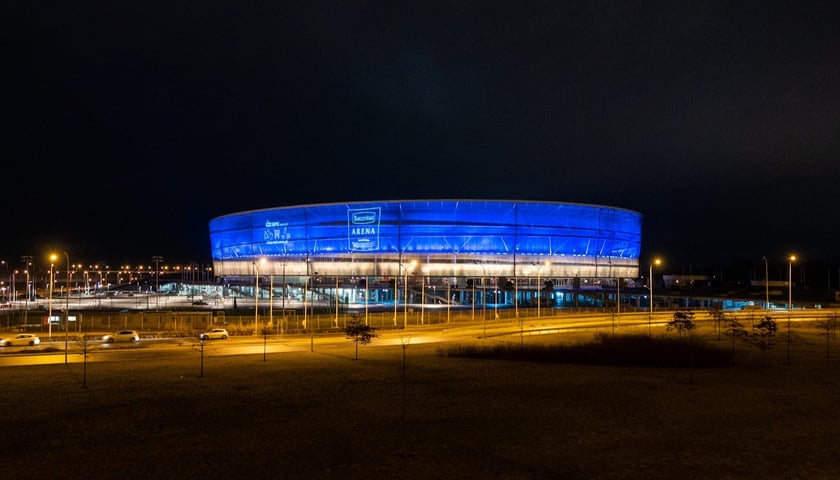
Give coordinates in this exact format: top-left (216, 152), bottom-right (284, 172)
top-left (1, 328), bottom-right (839, 480)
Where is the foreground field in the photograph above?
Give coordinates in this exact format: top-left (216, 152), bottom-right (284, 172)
top-left (1, 330), bottom-right (839, 479)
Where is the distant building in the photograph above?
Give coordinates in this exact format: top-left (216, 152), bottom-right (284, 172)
top-left (663, 275), bottom-right (710, 289)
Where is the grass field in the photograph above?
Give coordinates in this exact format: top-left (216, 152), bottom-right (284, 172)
top-left (1, 326), bottom-right (838, 479)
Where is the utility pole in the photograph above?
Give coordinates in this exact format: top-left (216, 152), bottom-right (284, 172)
top-left (152, 256), bottom-right (164, 311)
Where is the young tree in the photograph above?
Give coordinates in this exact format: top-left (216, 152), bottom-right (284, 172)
top-left (345, 315), bottom-right (378, 360)
top-left (667, 309), bottom-right (697, 383)
top-left (742, 315), bottom-right (777, 366)
top-left (720, 312), bottom-right (745, 351)
top-left (261, 324), bottom-right (273, 362)
top-left (77, 327), bottom-right (92, 389)
top-left (814, 317), bottom-right (835, 359)
top-left (667, 310), bottom-right (695, 338)
top-left (708, 304), bottom-right (726, 340)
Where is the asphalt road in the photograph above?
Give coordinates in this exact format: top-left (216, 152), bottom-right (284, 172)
top-left (2, 309), bottom-right (835, 367)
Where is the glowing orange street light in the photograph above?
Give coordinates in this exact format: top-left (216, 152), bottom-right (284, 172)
top-left (787, 254), bottom-right (797, 365)
top-left (48, 254), bottom-right (57, 338)
top-left (649, 257), bottom-right (662, 336)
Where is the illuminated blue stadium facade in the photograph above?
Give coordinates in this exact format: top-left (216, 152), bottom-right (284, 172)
top-left (209, 200), bottom-right (642, 308)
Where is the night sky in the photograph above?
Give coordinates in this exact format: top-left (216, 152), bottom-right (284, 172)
top-left (6, 1), bottom-right (839, 276)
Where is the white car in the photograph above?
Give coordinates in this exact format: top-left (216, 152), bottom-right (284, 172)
top-left (103, 330), bottom-right (140, 343)
top-left (0, 333), bottom-right (41, 346)
top-left (199, 328), bottom-right (229, 340)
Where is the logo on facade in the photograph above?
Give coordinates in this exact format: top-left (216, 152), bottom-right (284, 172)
top-left (264, 220), bottom-right (291, 245)
top-left (348, 207), bottom-right (380, 251)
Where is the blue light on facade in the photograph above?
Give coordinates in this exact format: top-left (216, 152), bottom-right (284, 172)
top-left (209, 200), bottom-right (641, 280)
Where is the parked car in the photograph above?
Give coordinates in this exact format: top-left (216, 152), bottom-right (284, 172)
top-left (102, 330), bottom-right (140, 343)
top-left (0, 333), bottom-right (41, 347)
top-left (199, 328), bottom-right (229, 340)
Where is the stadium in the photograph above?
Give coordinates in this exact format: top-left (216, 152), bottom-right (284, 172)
top-left (208, 200), bottom-right (642, 314)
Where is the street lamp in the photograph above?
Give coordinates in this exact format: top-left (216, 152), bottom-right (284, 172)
top-left (334, 275), bottom-right (339, 328)
top-left (403, 260), bottom-right (416, 329)
top-left (22, 256), bottom-right (32, 325)
top-left (64, 252), bottom-right (70, 364)
top-left (253, 258), bottom-right (265, 336)
top-left (152, 256), bottom-right (164, 311)
top-left (270, 273), bottom-right (274, 334)
top-left (514, 268), bottom-right (519, 319)
top-left (11, 270), bottom-right (17, 311)
top-left (0, 260), bottom-right (5, 304)
top-left (649, 257), bottom-right (662, 336)
top-left (761, 256), bottom-right (769, 310)
top-left (787, 254), bottom-right (796, 365)
top-left (24, 267), bottom-right (30, 322)
top-left (494, 277), bottom-right (498, 321)
top-left (304, 258), bottom-right (310, 334)
top-left (420, 266), bottom-right (426, 325)
top-left (475, 262), bottom-right (487, 336)
top-left (615, 272), bottom-right (621, 334)
top-left (304, 258), bottom-right (316, 352)
top-left (446, 278), bottom-right (451, 325)
top-left (471, 274), bottom-right (476, 322)
top-left (788, 254), bottom-right (796, 311)
top-left (48, 254), bottom-right (57, 338)
top-left (364, 274), bottom-right (370, 326)
top-left (536, 261), bottom-right (549, 319)
top-left (281, 261), bottom-right (287, 335)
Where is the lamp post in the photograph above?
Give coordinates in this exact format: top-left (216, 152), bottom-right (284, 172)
top-left (0, 260), bottom-right (7, 308)
top-left (281, 261), bottom-right (286, 335)
top-left (305, 258), bottom-right (315, 352)
top-left (536, 261), bottom-right (549, 319)
top-left (514, 269), bottom-right (519, 319)
top-left (762, 256), bottom-right (769, 310)
top-left (0, 260), bottom-right (5, 305)
top-left (22, 256), bottom-right (32, 325)
top-left (420, 267), bottom-right (425, 325)
top-left (447, 278), bottom-right (451, 325)
top-left (481, 267), bottom-right (487, 325)
top-left (64, 252), bottom-right (70, 364)
top-left (253, 258), bottom-right (264, 336)
top-left (334, 275), bottom-right (339, 328)
top-left (403, 260), bottom-right (416, 329)
top-left (537, 265), bottom-right (541, 319)
top-left (304, 258), bottom-right (309, 335)
top-left (48, 254), bottom-right (57, 338)
top-left (648, 258), bottom-right (662, 336)
top-left (24, 267), bottom-right (29, 323)
top-left (471, 274), bottom-right (476, 322)
top-left (393, 263), bottom-right (399, 327)
top-left (74, 264), bottom-right (82, 306)
top-left (152, 256), bottom-right (164, 311)
top-left (365, 275), bottom-right (370, 326)
top-left (494, 277), bottom-right (498, 321)
top-left (787, 254), bottom-right (796, 365)
top-left (615, 272), bottom-right (621, 335)
top-left (12, 270), bottom-right (17, 312)
top-left (476, 262), bottom-right (487, 337)
top-left (788, 254), bottom-right (796, 311)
